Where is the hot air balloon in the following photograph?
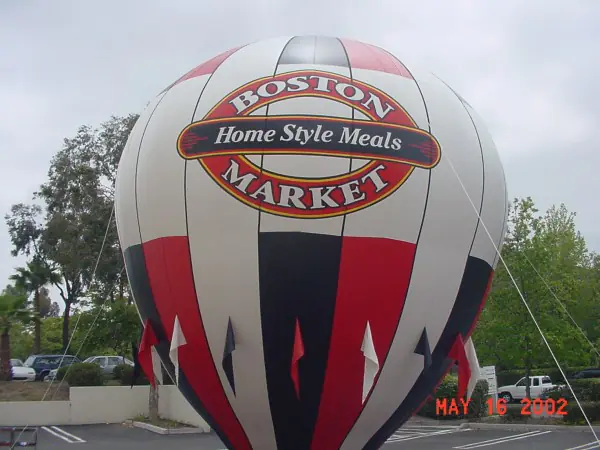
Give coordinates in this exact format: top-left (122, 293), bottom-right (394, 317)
top-left (115, 35), bottom-right (507, 450)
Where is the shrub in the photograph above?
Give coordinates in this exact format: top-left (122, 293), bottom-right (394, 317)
top-left (468, 379), bottom-right (490, 418)
top-left (113, 364), bottom-right (127, 381)
top-left (56, 366), bottom-right (68, 381)
top-left (544, 379), bottom-right (600, 403)
top-left (502, 404), bottom-right (525, 422)
top-left (563, 402), bottom-right (600, 424)
top-left (417, 375), bottom-right (489, 420)
top-left (62, 363), bottom-right (104, 386)
top-left (116, 364), bottom-right (149, 386)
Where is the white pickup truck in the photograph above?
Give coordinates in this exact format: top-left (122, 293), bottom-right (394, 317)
top-left (497, 375), bottom-right (558, 402)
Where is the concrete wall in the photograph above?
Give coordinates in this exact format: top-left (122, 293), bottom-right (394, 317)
top-left (159, 386), bottom-right (210, 431)
top-left (70, 386), bottom-right (150, 425)
top-left (0, 385), bottom-right (210, 431)
top-left (0, 400), bottom-right (71, 427)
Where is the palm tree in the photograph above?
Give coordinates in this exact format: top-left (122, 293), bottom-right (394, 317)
top-left (0, 290), bottom-right (35, 381)
top-left (10, 260), bottom-right (60, 354)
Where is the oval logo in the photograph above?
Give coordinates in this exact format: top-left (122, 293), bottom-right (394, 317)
top-left (178, 70), bottom-right (441, 218)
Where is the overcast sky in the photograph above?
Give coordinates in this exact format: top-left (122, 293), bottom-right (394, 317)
top-left (0, 0), bottom-right (598, 306)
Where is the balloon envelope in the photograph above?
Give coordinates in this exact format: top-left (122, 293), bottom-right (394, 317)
top-left (115, 35), bottom-right (507, 450)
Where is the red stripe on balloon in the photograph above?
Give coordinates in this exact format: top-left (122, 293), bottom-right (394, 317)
top-left (143, 236), bottom-right (251, 450)
top-left (339, 38), bottom-right (412, 78)
top-left (310, 236), bottom-right (416, 450)
top-left (171, 46), bottom-right (244, 87)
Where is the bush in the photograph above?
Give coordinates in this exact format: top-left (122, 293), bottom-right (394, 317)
top-left (563, 402), bottom-right (600, 424)
top-left (56, 366), bottom-right (68, 381)
top-left (116, 364), bottom-right (149, 386)
top-left (417, 375), bottom-right (490, 420)
top-left (113, 364), bottom-right (127, 381)
top-left (502, 403), bottom-right (526, 422)
top-left (62, 363), bottom-right (104, 386)
top-left (544, 379), bottom-right (600, 403)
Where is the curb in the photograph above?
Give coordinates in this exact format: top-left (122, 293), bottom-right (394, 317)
top-left (131, 421), bottom-right (205, 435)
top-left (465, 422), bottom-right (600, 433)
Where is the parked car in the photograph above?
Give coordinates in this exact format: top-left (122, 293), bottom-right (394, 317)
top-left (497, 375), bottom-right (557, 402)
top-left (23, 354), bottom-right (81, 381)
top-left (9, 359), bottom-right (36, 381)
top-left (46, 355), bottom-right (133, 382)
top-left (570, 368), bottom-right (600, 380)
top-left (84, 355), bottom-right (134, 377)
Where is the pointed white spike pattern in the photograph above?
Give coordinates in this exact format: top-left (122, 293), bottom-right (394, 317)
top-left (465, 337), bottom-right (480, 399)
top-left (170, 315), bottom-right (188, 385)
top-left (361, 321), bottom-right (380, 403)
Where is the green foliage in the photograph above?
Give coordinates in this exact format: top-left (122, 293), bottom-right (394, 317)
top-left (0, 289), bottom-right (33, 331)
top-left (502, 404), bottom-right (526, 421)
top-left (7, 298), bottom-right (142, 360)
top-left (56, 365), bottom-right (68, 381)
top-left (474, 197), bottom-right (599, 372)
top-left (5, 115), bottom-right (137, 351)
top-left (76, 298), bottom-right (141, 357)
top-left (62, 362), bottom-right (104, 386)
top-left (116, 364), bottom-right (149, 386)
top-left (544, 379), bottom-right (600, 402)
top-left (563, 402), bottom-right (600, 424)
top-left (8, 323), bottom-right (33, 360)
top-left (417, 375), bottom-right (490, 420)
top-left (113, 363), bottom-right (127, 381)
top-left (0, 290), bottom-right (37, 380)
top-left (10, 259), bottom-right (60, 354)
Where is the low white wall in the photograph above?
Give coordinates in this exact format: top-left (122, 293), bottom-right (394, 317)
top-left (0, 385), bottom-right (211, 431)
top-left (159, 386), bottom-right (210, 432)
top-left (0, 400), bottom-right (71, 426)
top-left (70, 386), bottom-right (150, 424)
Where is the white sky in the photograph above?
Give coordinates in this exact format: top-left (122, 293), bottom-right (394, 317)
top-left (1, 0), bottom-right (598, 305)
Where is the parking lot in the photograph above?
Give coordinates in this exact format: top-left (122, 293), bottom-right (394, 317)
top-left (4, 423), bottom-right (599, 450)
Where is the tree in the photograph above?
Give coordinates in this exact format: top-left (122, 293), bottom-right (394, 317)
top-left (9, 323), bottom-right (33, 360)
top-left (10, 260), bottom-right (60, 354)
top-left (5, 115), bottom-right (138, 351)
top-left (38, 287), bottom-right (61, 318)
top-left (0, 288), bottom-right (35, 381)
top-left (74, 299), bottom-right (142, 357)
top-left (474, 197), bottom-right (594, 387)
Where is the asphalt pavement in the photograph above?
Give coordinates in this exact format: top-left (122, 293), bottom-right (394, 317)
top-left (7, 423), bottom-right (600, 450)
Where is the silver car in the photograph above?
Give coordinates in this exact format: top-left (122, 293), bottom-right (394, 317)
top-left (84, 356), bottom-right (134, 377)
top-left (46, 355), bottom-right (134, 381)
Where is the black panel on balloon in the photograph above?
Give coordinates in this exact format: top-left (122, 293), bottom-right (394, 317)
top-left (124, 244), bottom-right (167, 342)
top-left (364, 255), bottom-right (493, 450)
top-left (258, 231), bottom-right (342, 450)
top-left (278, 35), bottom-right (350, 67)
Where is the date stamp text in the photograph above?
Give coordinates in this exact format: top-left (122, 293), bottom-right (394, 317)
top-left (435, 397), bottom-right (569, 416)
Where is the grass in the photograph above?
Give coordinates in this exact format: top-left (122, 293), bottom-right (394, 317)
top-left (0, 381), bottom-right (69, 401)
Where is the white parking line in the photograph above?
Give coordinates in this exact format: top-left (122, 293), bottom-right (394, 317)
top-left (402, 427), bottom-right (457, 432)
top-left (453, 430), bottom-right (552, 448)
top-left (393, 431), bottom-right (430, 436)
top-left (387, 428), bottom-right (466, 443)
top-left (41, 426), bottom-right (86, 444)
top-left (564, 441), bottom-right (600, 450)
